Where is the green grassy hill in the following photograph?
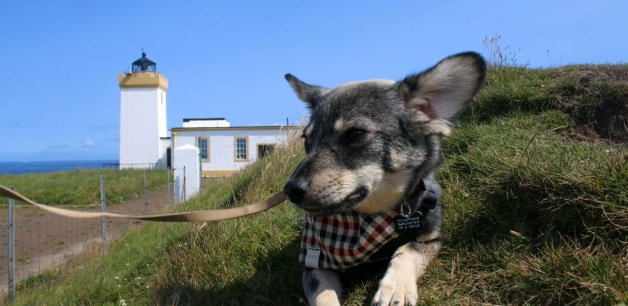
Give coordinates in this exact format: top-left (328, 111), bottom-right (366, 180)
top-left (7, 63), bottom-right (627, 305)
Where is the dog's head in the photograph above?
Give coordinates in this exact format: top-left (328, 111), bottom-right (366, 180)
top-left (284, 52), bottom-right (486, 216)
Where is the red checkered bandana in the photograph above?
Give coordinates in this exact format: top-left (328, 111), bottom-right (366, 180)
top-left (300, 208), bottom-right (400, 270)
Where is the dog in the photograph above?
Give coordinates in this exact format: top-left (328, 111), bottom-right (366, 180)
top-left (283, 52), bottom-right (486, 306)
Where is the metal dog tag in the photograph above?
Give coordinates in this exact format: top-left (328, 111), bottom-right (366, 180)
top-left (394, 212), bottom-right (422, 233)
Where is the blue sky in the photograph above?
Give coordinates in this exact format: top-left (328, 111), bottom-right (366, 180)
top-left (0, 0), bottom-right (626, 162)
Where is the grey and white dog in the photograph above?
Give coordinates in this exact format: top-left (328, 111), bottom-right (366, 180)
top-left (283, 52), bottom-right (486, 306)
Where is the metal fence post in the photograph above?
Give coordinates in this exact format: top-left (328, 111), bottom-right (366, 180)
top-left (144, 169), bottom-right (148, 215)
top-left (183, 166), bottom-right (187, 203)
top-left (100, 175), bottom-right (107, 256)
top-left (8, 186), bottom-right (15, 302)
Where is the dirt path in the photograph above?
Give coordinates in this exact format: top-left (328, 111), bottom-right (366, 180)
top-left (0, 187), bottom-right (172, 296)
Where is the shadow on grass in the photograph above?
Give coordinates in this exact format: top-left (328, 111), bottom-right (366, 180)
top-left (154, 232), bottom-right (398, 306)
top-left (155, 233), bottom-right (303, 305)
top-left (450, 173), bottom-right (619, 249)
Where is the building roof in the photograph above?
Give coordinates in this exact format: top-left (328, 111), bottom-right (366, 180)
top-left (182, 118), bottom-right (226, 122)
top-left (171, 125), bottom-right (298, 131)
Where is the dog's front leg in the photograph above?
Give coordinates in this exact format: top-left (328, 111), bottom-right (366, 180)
top-left (372, 238), bottom-right (441, 306)
top-left (303, 267), bottom-right (343, 306)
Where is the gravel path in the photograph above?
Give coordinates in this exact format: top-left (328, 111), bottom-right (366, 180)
top-left (0, 187), bottom-right (172, 296)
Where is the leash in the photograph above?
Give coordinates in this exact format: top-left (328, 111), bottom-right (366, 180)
top-left (0, 185), bottom-right (287, 222)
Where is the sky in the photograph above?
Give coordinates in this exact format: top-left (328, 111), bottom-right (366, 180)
top-left (0, 0), bottom-right (626, 162)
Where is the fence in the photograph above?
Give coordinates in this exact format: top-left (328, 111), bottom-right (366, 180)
top-left (0, 167), bottom-right (183, 302)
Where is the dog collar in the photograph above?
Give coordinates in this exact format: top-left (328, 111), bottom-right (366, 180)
top-left (400, 179), bottom-right (437, 215)
top-left (300, 207), bottom-right (401, 270)
top-left (299, 180), bottom-right (438, 270)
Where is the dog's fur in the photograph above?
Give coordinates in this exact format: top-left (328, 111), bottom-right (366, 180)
top-left (283, 52), bottom-right (486, 306)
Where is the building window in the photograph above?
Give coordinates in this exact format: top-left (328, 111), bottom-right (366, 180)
top-left (196, 137), bottom-right (209, 161)
top-left (257, 144), bottom-right (275, 158)
top-left (234, 137), bottom-right (248, 161)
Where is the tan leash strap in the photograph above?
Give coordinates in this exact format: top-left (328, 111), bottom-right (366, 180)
top-left (0, 185), bottom-right (287, 222)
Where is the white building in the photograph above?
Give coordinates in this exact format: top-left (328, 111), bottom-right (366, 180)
top-left (172, 118), bottom-right (291, 177)
top-left (118, 53), bottom-right (292, 179)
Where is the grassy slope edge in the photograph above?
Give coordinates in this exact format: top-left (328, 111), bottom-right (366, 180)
top-left (7, 64), bottom-right (627, 305)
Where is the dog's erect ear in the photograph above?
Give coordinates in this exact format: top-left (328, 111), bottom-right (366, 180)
top-left (398, 52), bottom-right (486, 135)
top-left (285, 74), bottom-right (329, 109)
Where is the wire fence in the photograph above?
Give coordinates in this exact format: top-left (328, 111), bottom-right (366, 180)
top-left (0, 168), bottom-right (180, 302)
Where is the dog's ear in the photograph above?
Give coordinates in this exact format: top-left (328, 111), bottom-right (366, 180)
top-left (398, 52), bottom-right (486, 135)
top-left (285, 74), bottom-right (329, 109)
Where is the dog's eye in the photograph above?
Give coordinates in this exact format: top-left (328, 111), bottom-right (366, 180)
top-left (344, 128), bottom-right (366, 141)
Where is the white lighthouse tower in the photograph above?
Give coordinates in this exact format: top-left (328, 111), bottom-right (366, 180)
top-left (118, 52), bottom-right (170, 169)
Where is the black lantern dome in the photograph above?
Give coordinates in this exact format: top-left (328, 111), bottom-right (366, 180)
top-left (132, 52), bottom-right (156, 72)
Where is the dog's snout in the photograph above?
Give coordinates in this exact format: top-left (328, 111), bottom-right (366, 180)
top-left (283, 178), bottom-right (309, 205)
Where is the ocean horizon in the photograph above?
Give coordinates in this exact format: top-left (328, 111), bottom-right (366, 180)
top-left (0, 160), bottom-right (119, 175)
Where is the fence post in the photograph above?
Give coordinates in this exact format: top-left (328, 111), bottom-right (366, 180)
top-left (183, 166), bottom-right (187, 203)
top-left (100, 175), bottom-right (107, 256)
top-left (144, 169), bottom-right (148, 215)
top-left (8, 186), bottom-right (15, 302)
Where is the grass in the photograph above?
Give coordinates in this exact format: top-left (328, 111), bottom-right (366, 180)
top-left (433, 111), bottom-right (626, 304)
top-left (3, 62), bottom-right (627, 305)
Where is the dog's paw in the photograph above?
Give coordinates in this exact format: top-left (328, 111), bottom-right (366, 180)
top-left (371, 273), bottom-right (418, 306)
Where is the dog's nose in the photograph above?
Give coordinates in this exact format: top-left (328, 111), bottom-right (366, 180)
top-left (283, 178), bottom-right (308, 205)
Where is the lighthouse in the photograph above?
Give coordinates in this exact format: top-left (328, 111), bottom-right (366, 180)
top-left (118, 52), bottom-right (170, 169)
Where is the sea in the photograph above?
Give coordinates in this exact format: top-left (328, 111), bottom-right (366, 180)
top-left (0, 160), bottom-right (119, 175)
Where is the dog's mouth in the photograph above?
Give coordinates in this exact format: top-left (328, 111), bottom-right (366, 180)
top-left (295, 186), bottom-right (369, 216)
